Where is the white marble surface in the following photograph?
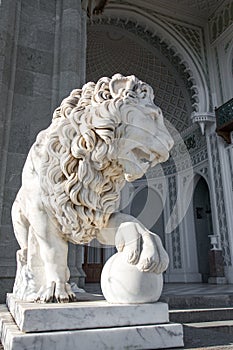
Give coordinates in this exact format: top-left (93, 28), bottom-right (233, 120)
top-left (0, 305), bottom-right (183, 350)
top-left (101, 251), bottom-right (163, 303)
top-left (11, 74), bottom-right (173, 303)
top-left (7, 294), bottom-right (169, 333)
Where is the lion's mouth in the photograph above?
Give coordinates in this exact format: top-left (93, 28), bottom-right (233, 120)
top-left (132, 148), bottom-right (152, 165)
top-left (132, 147), bottom-right (168, 169)
top-left (120, 145), bottom-right (170, 182)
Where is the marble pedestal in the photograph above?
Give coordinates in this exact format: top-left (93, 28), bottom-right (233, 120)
top-left (0, 294), bottom-right (184, 350)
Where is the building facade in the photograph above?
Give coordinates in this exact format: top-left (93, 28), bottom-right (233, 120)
top-left (0, 0), bottom-right (232, 302)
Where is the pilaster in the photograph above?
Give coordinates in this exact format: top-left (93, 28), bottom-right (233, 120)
top-left (164, 172), bottom-right (201, 283)
top-left (206, 128), bottom-right (233, 282)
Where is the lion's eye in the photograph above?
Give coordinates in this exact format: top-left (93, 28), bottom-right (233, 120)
top-left (141, 89), bottom-right (148, 98)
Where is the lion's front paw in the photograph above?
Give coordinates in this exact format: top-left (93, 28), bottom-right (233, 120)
top-left (35, 282), bottom-right (76, 303)
top-left (137, 243), bottom-right (158, 272)
top-left (137, 235), bottom-right (169, 274)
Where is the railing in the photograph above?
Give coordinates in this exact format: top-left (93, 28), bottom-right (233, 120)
top-left (215, 97), bottom-right (233, 143)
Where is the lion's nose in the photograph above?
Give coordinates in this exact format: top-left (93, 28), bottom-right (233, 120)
top-left (162, 133), bottom-right (174, 151)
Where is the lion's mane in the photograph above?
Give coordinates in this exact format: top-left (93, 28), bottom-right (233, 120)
top-left (39, 75), bottom-right (137, 244)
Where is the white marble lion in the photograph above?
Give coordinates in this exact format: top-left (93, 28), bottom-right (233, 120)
top-left (12, 74), bottom-right (174, 302)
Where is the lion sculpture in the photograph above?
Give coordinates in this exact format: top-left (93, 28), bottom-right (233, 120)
top-left (12, 74), bottom-right (174, 302)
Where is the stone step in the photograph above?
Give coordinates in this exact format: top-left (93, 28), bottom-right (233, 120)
top-left (160, 294), bottom-right (233, 309)
top-left (184, 320), bottom-right (233, 335)
top-left (169, 307), bottom-right (233, 323)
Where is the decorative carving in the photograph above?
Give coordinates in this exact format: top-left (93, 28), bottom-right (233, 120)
top-left (87, 17), bottom-right (197, 118)
top-left (191, 112), bottom-right (216, 135)
top-left (168, 176), bottom-right (182, 269)
top-left (82, 0), bottom-right (108, 18)
top-left (12, 74), bottom-right (174, 303)
top-left (209, 1), bottom-right (233, 42)
top-left (173, 0), bottom-right (220, 12)
top-left (112, 0), bottom-right (219, 18)
top-left (184, 135), bottom-right (196, 150)
top-left (152, 182), bottom-right (164, 198)
top-left (160, 19), bottom-right (203, 61)
top-left (227, 147), bottom-right (233, 192)
top-left (209, 133), bottom-right (231, 265)
top-left (198, 166), bottom-right (209, 181)
top-left (214, 47), bottom-right (224, 104)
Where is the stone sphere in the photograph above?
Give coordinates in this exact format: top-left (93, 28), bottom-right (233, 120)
top-left (101, 252), bottom-right (163, 304)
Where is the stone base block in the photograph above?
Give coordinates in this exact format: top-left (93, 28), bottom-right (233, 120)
top-left (0, 305), bottom-right (183, 350)
top-left (2, 295), bottom-right (184, 349)
top-left (6, 294), bottom-right (169, 333)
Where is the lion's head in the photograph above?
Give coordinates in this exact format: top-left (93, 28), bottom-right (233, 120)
top-left (40, 74), bottom-right (173, 244)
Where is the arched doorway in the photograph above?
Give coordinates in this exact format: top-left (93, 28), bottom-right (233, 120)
top-left (130, 186), bottom-right (165, 246)
top-left (193, 176), bottom-right (213, 282)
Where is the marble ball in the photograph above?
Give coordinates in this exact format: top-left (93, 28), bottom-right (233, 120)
top-left (101, 252), bottom-right (163, 304)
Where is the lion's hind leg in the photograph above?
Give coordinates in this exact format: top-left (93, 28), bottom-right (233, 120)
top-left (12, 197), bottom-right (29, 262)
top-left (11, 197), bottom-right (36, 299)
top-left (29, 212), bottom-right (76, 303)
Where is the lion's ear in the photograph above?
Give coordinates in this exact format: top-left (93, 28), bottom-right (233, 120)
top-left (110, 74), bottom-right (137, 97)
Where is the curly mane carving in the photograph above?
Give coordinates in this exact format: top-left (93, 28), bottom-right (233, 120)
top-left (39, 76), bottom-right (126, 244)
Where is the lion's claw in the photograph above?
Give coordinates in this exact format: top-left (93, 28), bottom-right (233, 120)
top-left (35, 282), bottom-right (76, 303)
top-left (137, 257), bottom-right (155, 272)
top-left (127, 250), bottom-right (140, 264)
